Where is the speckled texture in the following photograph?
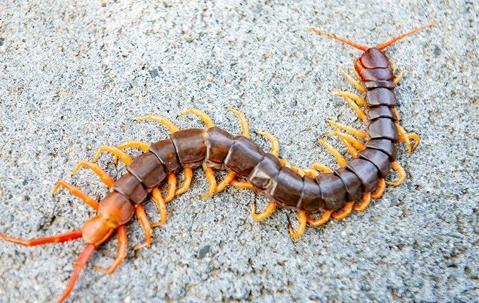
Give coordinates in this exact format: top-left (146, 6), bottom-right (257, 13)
top-left (0, 1), bottom-right (478, 302)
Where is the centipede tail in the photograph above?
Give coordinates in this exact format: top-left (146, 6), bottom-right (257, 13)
top-left (0, 24), bottom-right (433, 302)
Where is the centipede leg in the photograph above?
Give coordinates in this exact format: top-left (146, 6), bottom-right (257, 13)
top-left (94, 225), bottom-right (127, 275)
top-left (396, 123), bottom-right (420, 154)
top-left (393, 70), bottom-right (404, 85)
top-left (57, 244), bottom-right (96, 303)
top-left (371, 178), bottom-right (386, 199)
top-left (288, 210), bottom-right (308, 239)
top-left (334, 94), bottom-right (368, 122)
top-left (325, 131), bottom-right (363, 158)
top-left (180, 108), bottom-right (215, 128)
top-left (339, 67), bottom-right (366, 94)
top-left (318, 139), bottom-right (348, 168)
top-left (135, 115), bottom-right (179, 133)
top-left (231, 180), bottom-right (254, 190)
top-left (332, 89), bottom-right (367, 107)
top-left (386, 161), bottom-right (406, 186)
top-left (332, 202), bottom-right (354, 220)
top-left (134, 205), bottom-right (153, 250)
top-left (0, 230), bottom-right (82, 246)
top-left (216, 171), bottom-right (236, 193)
top-left (326, 131), bottom-right (366, 151)
top-left (279, 159), bottom-right (306, 177)
top-left (229, 108), bottom-right (251, 138)
top-left (303, 168), bottom-right (319, 178)
top-left (52, 180), bottom-right (99, 210)
top-left (201, 164), bottom-right (217, 199)
top-left (390, 61), bottom-right (405, 85)
top-left (251, 200), bottom-right (277, 222)
top-left (289, 165), bottom-right (306, 177)
top-left (216, 109), bottom-right (252, 193)
top-left (216, 174), bottom-right (254, 192)
top-left (163, 174), bottom-right (177, 203)
top-left (93, 146), bottom-right (133, 166)
top-left (71, 161), bottom-right (115, 187)
top-left (353, 192), bottom-right (372, 212)
top-left (117, 141), bottom-right (150, 153)
top-left (176, 168), bottom-right (193, 195)
top-left (151, 188), bottom-right (168, 227)
top-left (307, 210), bottom-right (333, 227)
top-left (327, 120), bottom-right (369, 140)
top-left (256, 130), bottom-right (280, 156)
top-left (310, 162), bottom-right (333, 174)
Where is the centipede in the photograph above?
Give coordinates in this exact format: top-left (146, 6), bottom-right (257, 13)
top-left (0, 23), bottom-right (434, 302)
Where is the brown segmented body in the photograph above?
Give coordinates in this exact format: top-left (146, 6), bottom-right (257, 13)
top-left (115, 49), bottom-right (399, 214)
top-left (1, 24), bottom-right (433, 303)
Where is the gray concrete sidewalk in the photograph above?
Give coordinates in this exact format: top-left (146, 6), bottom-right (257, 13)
top-left (0, 1), bottom-right (477, 302)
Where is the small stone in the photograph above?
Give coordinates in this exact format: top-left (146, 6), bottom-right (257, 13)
top-left (197, 245), bottom-right (211, 258)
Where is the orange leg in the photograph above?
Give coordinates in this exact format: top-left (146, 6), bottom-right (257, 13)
top-left (303, 168), bottom-right (319, 178)
top-left (251, 201), bottom-right (277, 222)
top-left (318, 139), bottom-right (347, 168)
top-left (288, 210), bottom-right (308, 239)
top-left (95, 225), bottom-right (127, 275)
top-left (371, 179), bottom-right (386, 199)
top-left (256, 130), bottom-right (280, 156)
top-left (338, 67), bottom-right (366, 94)
top-left (333, 90), bottom-right (367, 108)
top-left (201, 165), bottom-right (217, 199)
top-left (307, 210), bottom-right (333, 227)
top-left (332, 202), bottom-right (354, 220)
top-left (216, 171), bottom-right (236, 193)
top-left (353, 192), bottom-right (372, 212)
top-left (387, 161), bottom-right (406, 186)
top-left (117, 141), bottom-right (150, 153)
top-left (151, 188), bottom-right (168, 227)
top-left (57, 244), bottom-right (96, 303)
top-left (134, 205), bottom-right (153, 250)
top-left (71, 161), bottom-right (115, 187)
top-left (396, 123), bottom-right (420, 154)
top-left (325, 131), bottom-right (361, 158)
top-left (393, 70), bottom-right (404, 85)
top-left (135, 115), bottom-right (179, 133)
top-left (231, 180), bottom-right (254, 190)
top-left (229, 108), bottom-right (251, 138)
top-left (176, 168), bottom-right (193, 195)
top-left (406, 133), bottom-right (420, 152)
top-left (311, 162), bottom-right (333, 174)
top-left (327, 120), bottom-right (368, 139)
top-left (93, 146), bottom-right (133, 166)
top-left (0, 230), bottom-right (82, 246)
top-left (164, 174), bottom-right (177, 203)
top-left (325, 130), bottom-right (366, 151)
top-left (180, 108), bottom-right (215, 128)
top-left (52, 180), bottom-right (99, 210)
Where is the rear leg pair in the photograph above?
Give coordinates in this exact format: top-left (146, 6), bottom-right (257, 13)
top-left (1, 177), bottom-right (132, 285)
top-left (53, 159), bottom-right (155, 273)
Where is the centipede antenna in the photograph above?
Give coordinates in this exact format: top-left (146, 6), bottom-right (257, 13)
top-left (57, 244), bottom-right (96, 303)
top-left (376, 22), bottom-right (436, 51)
top-left (309, 27), bottom-right (369, 51)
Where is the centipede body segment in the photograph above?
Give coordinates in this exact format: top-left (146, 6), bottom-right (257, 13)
top-left (0, 23), bottom-right (434, 302)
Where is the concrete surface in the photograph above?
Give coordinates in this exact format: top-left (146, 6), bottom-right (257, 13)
top-left (0, 1), bottom-right (478, 302)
